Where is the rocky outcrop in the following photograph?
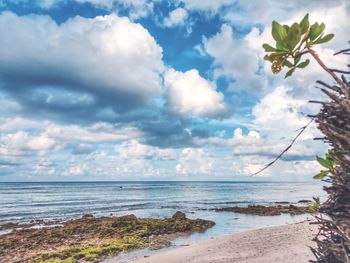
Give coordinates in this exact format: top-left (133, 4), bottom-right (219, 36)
top-left (0, 212), bottom-right (215, 263)
top-left (214, 205), bottom-right (317, 216)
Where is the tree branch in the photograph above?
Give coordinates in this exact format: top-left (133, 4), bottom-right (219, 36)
top-left (308, 48), bottom-right (343, 85)
top-left (251, 118), bottom-right (314, 176)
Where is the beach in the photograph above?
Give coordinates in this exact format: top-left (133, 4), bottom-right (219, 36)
top-left (0, 182), bottom-right (322, 262)
top-left (128, 220), bottom-right (317, 263)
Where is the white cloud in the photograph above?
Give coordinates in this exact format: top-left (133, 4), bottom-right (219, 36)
top-left (164, 68), bottom-right (226, 117)
top-left (163, 7), bottom-right (188, 27)
top-left (74, 0), bottom-right (154, 19)
top-left (202, 24), bottom-right (267, 91)
top-left (195, 127), bottom-right (260, 147)
top-left (252, 86), bottom-right (311, 136)
top-left (0, 12), bottom-right (164, 108)
top-left (176, 148), bottom-right (213, 175)
top-left (27, 134), bottom-right (56, 151)
top-left (46, 122), bottom-right (142, 143)
top-left (192, 83), bottom-right (328, 178)
top-left (239, 5), bottom-right (349, 93)
top-left (0, 131), bottom-right (56, 156)
top-left (0, 117), bottom-right (47, 132)
top-left (116, 139), bottom-right (176, 160)
top-left (63, 164), bottom-right (86, 176)
top-left (181, 0), bottom-right (232, 14)
top-left (0, 118), bottom-right (143, 164)
top-left (38, 0), bottom-right (56, 8)
top-left (81, 150), bottom-right (169, 178)
top-left (223, 0), bottom-right (348, 33)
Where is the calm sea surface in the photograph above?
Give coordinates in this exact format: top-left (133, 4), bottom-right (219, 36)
top-left (0, 181), bottom-right (325, 239)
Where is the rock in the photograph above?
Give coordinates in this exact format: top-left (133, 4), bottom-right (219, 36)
top-left (111, 214), bottom-right (138, 227)
top-left (82, 214), bottom-right (94, 219)
top-left (118, 214), bottom-right (137, 221)
top-left (172, 211), bottom-right (186, 220)
top-left (214, 204), bottom-right (315, 216)
top-left (275, 201), bottom-right (290, 204)
top-left (0, 213), bottom-right (215, 263)
top-left (298, 199), bottom-right (312, 203)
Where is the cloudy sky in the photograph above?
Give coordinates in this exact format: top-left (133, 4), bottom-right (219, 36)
top-left (0, 0), bottom-right (349, 181)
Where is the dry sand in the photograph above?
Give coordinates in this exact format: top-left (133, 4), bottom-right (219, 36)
top-left (129, 221), bottom-right (317, 263)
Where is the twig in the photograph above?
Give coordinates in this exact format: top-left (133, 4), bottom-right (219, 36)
top-left (308, 48), bottom-right (343, 85)
top-left (251, 118), bottom-right (314, 176)
top-left (334, 48), bottom-right (350, 56)
top-left (329, 69), bottom-right (350, 74)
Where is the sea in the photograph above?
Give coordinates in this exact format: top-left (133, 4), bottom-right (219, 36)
top-left (0, 181), bottom-right (326, 240)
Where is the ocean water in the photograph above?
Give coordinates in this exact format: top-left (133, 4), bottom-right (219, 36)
top-left (0, 181), bottom-right (326, 238)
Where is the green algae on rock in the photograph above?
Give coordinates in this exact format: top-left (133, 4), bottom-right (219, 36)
top-left (0, 212), bottom-right (215, 263)
top-left (214, 204), bottom-right (318, 216)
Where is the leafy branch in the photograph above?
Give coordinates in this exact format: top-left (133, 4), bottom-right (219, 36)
top-left (253, 14), bottom-right (340, 177)
top-left (263, 14), bottom-right (335, 79)
top-left (314, 149), bottom-right (336, 180)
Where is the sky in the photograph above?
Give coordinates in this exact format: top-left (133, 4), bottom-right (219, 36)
top-left (0, 0), bottom-right (349, 181)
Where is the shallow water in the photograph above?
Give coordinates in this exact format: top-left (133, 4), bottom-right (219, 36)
top-left (0, 181), bottom-right (325, 237)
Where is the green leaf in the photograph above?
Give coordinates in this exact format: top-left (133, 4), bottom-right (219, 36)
top-left (313, 33), bottom-right (334, 44)
top-left (310, 22), bottom-right (325, 41)
top-left (313, 197), bottom-right (320, 204)
top-left (276, 41), bottom-right (290, 52)
top-left (262, 43), bottom-right (279, 52)
top-left (294, 53), bottom-right (302, 65)
top-left (286, 23), bottom-right (302, 51)
top-left (283, 25), bottom-right (290, 32)
top-left (263, 54), bottom-right (273, 62)
top-left (316, 156), bottom-right (333, 169)
top-left (272, 21), bottom-right (288, 42)
top-left (284, 60), bottom-right (293, 68)
top-left (285, 68), bottom-right (295, 78)
top-left (299, 14), bottom-right (309, 34)
top-left (313, 170), bottom-right (328, 180)
top-left (297, 59), bottom-right (310, 68)
top-left (269, 52), bottom-right (287, 60)
top-left (325, 149), bottom-right (335, 163)
top-left (319, 23), bottom-right (325, 34)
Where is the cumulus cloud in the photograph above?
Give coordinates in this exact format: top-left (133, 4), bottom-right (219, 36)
top-left (163, 7), bottom-right (188, 28)
top-left (195, 127), bottom-right (260, 147)
top-left (0, 117), bottom-right (142, 144)
top-left (0, 117), bottom-right (47, 132)
top-left (192, 83), bottom-right (328, 177)
top-left (181, 0), bottom-right (232, 14)
top-left (2, 0), bottom-right (154, 19)
top-left (63, 164), bottom-right (87, 176)
top-left (0, 131), bottom-right (56, 156)
top-left (2, 0), bottom-right (347, 181)
top-left (46, 123), bottom-right (142, 143)
top-left (176, 148), bottom-right (213, 175)
top-left (116, 139), bottom-right (176, 160)
top-left (0, 12), bottom-right (164, 117)
top-left (164, 68), bottom-right (227, 117)
top-left (222, 0), bottom-right (348, 30)
top-left (201, 24), bottom-right (267, 91)
top-left (76, 0), bottom-right (154, 19)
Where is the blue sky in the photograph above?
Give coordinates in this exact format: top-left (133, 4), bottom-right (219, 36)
top-left (0, 0), bottom-right (349, 181)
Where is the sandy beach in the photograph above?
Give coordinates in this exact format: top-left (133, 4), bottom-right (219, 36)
top-left (130, 220), bottom-right (317, 263)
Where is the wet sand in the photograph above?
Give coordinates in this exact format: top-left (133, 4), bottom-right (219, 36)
top-left (129, 220), bottom-right (317, 263)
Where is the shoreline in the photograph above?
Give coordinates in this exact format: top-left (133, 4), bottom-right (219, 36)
top-left (0, 203), bottom-right (318, 263)
top-left (120, 220), bottom-right (317, 263)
